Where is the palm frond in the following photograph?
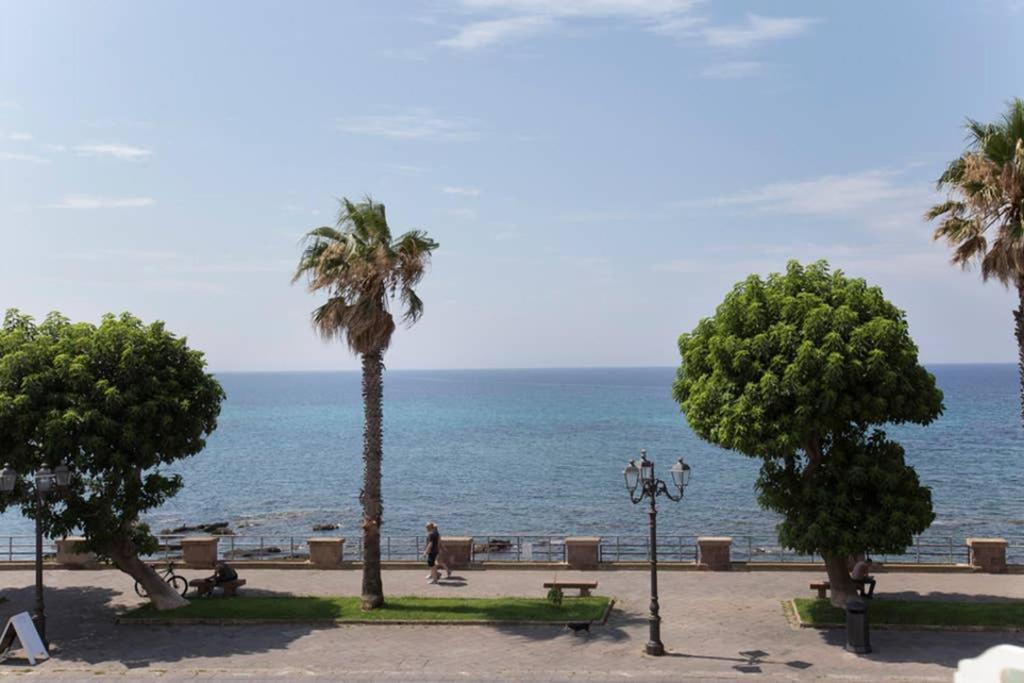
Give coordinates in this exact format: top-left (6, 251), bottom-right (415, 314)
top-left (293, 196), bottom-right (437, 354)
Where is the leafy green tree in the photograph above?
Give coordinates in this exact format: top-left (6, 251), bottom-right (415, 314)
top-left (929, 98), bottom-right (1024, 422)
top-left (0, 310), bottom-right (224, 610)
top-left (293, 197), bottom-right (438, 610)
top-left (673, 261), bottom-right (943, 605)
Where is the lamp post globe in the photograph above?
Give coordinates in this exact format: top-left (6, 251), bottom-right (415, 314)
top-left (669, 459), bottom-right (691, 495)
top-left (623, 461), bottom-right (640, 495)
top-left (54, 464), bottom-right (71, 488)
top-left (0, 464), bottom-right (16, 494)
top-left (35, 466), bottom-right (53, 494)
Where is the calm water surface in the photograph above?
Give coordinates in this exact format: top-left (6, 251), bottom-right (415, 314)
top-left (1, 365), bottom-right (1021, 544)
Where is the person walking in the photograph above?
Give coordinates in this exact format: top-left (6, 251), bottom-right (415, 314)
top-left (424, 522), bottom-right (450, 584)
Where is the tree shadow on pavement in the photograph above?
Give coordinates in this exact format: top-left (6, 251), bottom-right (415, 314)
top-left (492, 605), bottom-right (644, 644)
top-left (665, 649), bottom-right (814, 676)
top-left (810, 615), bottom-right (1024, 669)
top-left (0, 583), bottom-right (328, 671)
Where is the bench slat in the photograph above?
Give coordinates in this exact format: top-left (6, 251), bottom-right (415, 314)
top-left (543, 582), bottom-right (598, 588)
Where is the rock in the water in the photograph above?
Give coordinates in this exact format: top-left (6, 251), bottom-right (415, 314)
top-left (161, 521), bottom-right (232, 535)
top-left (312, 523), bottom-right (340, 531)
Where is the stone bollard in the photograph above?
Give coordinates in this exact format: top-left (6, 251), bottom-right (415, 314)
top-left (440, 537), bottom-right (473, 569)
top-left (181, 536), bottom-right (219, 568)
top-left (966, 538), bottom-right (1008, 573)
top-left (565, 537), bottom-right (602, 570)
top-left (697, 537), bottom-right (733, 571)
top-left (56, 536), bottom-right (96, 567)
top-left (307, 538), bottom-right (346, 567)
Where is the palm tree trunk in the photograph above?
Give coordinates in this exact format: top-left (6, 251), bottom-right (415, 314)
top-left (360, 349), bottom-right (385, 609)
top-left (1015, 279), bottom-right (1024, 426)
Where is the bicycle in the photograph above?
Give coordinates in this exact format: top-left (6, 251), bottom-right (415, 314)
top-left (134, 561), bottom-right (189, 598)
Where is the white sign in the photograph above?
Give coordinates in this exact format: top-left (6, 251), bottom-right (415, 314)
top-left (0, 612), bottom-right (48, 665)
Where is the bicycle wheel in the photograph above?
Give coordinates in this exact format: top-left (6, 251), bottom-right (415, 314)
top-left (169, 575), bottom-right (189, 597)
top-left (134, 581), bottom-right (148, 598)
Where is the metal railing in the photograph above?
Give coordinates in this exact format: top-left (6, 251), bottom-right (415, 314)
top-left (1, 536), bottom-right (57, 562)
top-left (1, 533), bottom-right (1021, 565)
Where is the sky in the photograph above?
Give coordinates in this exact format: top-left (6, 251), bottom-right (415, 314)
top-left (1, 1), bottom-right (1022, 371)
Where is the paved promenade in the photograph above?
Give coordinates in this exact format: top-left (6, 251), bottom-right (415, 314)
top-left (1, 567), bottom-right (1022, 680)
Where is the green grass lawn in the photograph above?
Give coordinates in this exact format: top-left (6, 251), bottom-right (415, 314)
top-left (794, 598), bottom-right (1024, 628)
top-left (121, 596), bottom-right (611, 623)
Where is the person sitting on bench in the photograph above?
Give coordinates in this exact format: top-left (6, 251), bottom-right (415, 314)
top-left (851, 557), bottom-right (876, 598)
top-left (208, 560), bottom-right (238, 586)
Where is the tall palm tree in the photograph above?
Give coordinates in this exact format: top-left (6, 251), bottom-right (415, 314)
top-left (929, 98), bottom-right (1024, 422)
top-left (293, 197), bottom-right (438, 609)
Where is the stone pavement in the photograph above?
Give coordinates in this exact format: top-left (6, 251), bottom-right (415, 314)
top-left (0, 567), bottom-right (1022, 680)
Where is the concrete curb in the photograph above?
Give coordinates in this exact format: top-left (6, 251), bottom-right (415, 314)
top-left (788, 598), bottom-right (1024, 633)
top-left (115, 617), bottom-right (594, 626)
top-left (599, 598), bottom-right (616, 625)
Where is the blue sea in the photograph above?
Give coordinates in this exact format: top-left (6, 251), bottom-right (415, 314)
top-left (1, 365), bottom-right (1022, 548)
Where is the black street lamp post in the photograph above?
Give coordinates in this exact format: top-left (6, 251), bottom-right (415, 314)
top-left (623, 449), bottom-right (691, 656)
top-left (1, 462), bottom-right (72, 647)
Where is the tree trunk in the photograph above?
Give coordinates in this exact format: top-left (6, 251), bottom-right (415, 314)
top-left (1015, 280), bottom-right (1024, 427)
top-left (823, 552), bottom-right (858, 608)
top-left (360, 350), bottom-right (385, 610)
top-left (108, 539), bottom-right (188, 610)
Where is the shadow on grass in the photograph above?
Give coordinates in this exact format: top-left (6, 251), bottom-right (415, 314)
top-left (877, 590), bottom-right (1024, 604)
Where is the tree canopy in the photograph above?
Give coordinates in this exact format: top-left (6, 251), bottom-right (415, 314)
top-left (673, 261), bottom-right (943, 604)
top-left (0, 310), bottom-right (224, 607)
top-left (673, 260), bottom-right (943, 462)
top-left (292, 197), bottom-right (439, 355)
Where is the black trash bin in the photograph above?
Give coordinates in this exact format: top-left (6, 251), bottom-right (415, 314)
top-left (845, 597), bottom-right (871, 654)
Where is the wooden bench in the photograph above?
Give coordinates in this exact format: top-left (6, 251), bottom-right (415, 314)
top-left (544, 581), bottom-right (598, 597)
top-left (189, 578), bottom-right (246, 597)
top-left (810, 581), bottom-right (830, 599)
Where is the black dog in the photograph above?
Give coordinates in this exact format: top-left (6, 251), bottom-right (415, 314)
top-left (565, 622), bottom-right (591, 636)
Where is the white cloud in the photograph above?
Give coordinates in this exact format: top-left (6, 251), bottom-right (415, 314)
top-left (648, 15), bottom-right (707, 37)
top-left (440, 15), bottom-right (552, 50)
top-left (0, 152), bottom-right (50, 164)
top-left (337, 109), bottom-right (480, 141)
top-left (8, 132), bottom-right (33, 141)
top-left (458, 0), bottom-right (698, 18)
top-left (674, 169), bottom-right (919, 216)
top-left (44, 144), bottom-right (67, 152)
top-left (700, 61), bottom-right (764, 79)
top-left (441, 0), bottom-right (701, 49)
top-left (45, 195), bottom-right (155, 209)
top-left (449, 207), bottom-right (479, 220)
top-left (443, 185), bottom-right (482, 196)
top-left (439, 3), bottom-right (814, 52)
top-left (73, 143), bottom-right (152, 160)
top-left (704, 14), bottom-right (818, 48)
